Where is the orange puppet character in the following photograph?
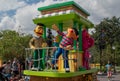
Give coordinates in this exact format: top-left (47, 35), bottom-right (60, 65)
top-left (51, 24), bottom-right (78, 72)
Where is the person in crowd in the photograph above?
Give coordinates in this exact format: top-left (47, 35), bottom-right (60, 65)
top-left (3, 61), bottom-right (12, 80)
top-left (11, 57), bottom-right (20, 77)
top-left (105, 61), bottom-right (112, 81)
top-left (0, 61), bottom-right (9, 81)
top-left (26, 54), bottom-right (33, 70)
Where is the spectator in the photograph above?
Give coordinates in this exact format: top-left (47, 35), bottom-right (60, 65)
top-left (0, 61), bottom-right (6, 72)
top-left (4, 61), bottom-right (12, 80)
top-left (105, 61), bottom-right (112, 81)
top-left (26, 55), bottom-right (33, 70)
top-left (12, 58), bottom-right (20, 77)
top-left (0, 61), bottom-right (8, 81)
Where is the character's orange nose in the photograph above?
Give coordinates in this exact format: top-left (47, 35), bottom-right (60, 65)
top-left (70, 30), bottom-right (73, 33)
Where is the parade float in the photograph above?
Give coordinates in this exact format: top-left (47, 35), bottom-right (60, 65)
top-left (24, 1), bottom-right (98, 81)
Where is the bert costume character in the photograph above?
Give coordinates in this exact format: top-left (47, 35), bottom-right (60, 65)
top-left (29, 23), bottom-right (47, 70)
top-left (51, 24), bottom-right (78, 72)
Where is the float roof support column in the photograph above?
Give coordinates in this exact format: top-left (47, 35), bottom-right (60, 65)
top-left (42, 25), bottom-right (46, 69)
top-left (58, 23), bottom-right (63, 42)
top-left (73, 21), bottom-right (77, 50)
top-left (42, 26), bottom-right (46, 39)
top-left (78, 24), bottom-right (82, 51)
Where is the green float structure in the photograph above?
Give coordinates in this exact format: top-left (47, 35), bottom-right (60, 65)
top-left (24, 1), bottom-right (97, 81)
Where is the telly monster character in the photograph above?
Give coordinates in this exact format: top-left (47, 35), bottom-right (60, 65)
top-left (51, 24), bottom-right (78, 72)
top-left (29, 23), bottom-right (47, 70)
top-left (82, 28), bottom-right (94, 70)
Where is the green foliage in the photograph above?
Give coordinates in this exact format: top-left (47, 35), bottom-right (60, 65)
top-left (0, 30), bottom-right (32, 60)
top-left (91, 16), bottom-right (120, 65)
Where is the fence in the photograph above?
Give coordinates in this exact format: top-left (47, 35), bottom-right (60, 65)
top-left (25, 47), bottom-right (80, 72)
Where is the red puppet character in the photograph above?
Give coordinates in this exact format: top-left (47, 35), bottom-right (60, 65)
top-left (51, 24), bottom-right (78, 72)
top-left (82, 28), bottom-right (94, 70)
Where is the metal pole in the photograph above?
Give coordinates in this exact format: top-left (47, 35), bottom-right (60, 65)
top-left (100, 48), bottom-right (102, 71)
top-left (114, 50), bottom-right (116, 73)
top-left (112, 46), bottom-right (116, 73)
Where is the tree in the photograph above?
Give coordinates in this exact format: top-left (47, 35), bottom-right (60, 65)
top-left (0, 30), bottom-right (32, 61)
top-left (92, 16), bottom-right (120, 68)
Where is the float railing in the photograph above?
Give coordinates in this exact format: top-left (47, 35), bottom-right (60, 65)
top-left (25, 47), bottom-right (79, 72)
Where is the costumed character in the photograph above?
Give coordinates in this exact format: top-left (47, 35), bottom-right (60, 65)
top-left (82, 28), bottom-right (94, 70)
top-left (29, 23), bottom-right (47, 70)
top-left (46, 28), bottom-right (54, 58)
top-left (51, 24), bottom-right (78, 72)
top-left (47, 29), bottom-right (54, 47)
top-left (46, 29), bottom-right (54, 68)
top-left (53, 35), bottom-right (60, 47)
top-left (52, 35), bottom-right (60, 53)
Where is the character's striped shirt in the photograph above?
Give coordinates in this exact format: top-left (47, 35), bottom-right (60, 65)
top-left (57, 31), bottom-right (74, 47)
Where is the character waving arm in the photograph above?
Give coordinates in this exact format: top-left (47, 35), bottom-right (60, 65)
top-left (52, 24), bottom-right (65, 36)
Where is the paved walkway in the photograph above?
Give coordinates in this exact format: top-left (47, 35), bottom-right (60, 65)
top-left (97, 72), bottom-right (120, 81)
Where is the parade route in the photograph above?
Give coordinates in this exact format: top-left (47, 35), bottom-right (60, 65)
top-left (97, 72), bottom-right (120, 81)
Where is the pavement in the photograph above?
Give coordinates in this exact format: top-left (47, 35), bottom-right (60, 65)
top-left (97, 72), bottom-right (120, 81)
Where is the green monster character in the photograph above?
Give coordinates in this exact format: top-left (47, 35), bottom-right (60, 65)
top-left (29, 23), bottom-right (47, 70)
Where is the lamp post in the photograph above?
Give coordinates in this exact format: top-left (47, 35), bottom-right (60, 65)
top-left (99, 29), bottom-right (106, 71)
top-left (112, 46), bottom-right (116, 73)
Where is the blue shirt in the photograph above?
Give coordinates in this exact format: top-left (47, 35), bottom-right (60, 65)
top-left (105, 64), bottom-right (112, 71)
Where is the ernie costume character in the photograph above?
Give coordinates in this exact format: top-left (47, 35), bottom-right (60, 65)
top-left (29, 23), bottom-right (47, 70)
top-left (82, 28), bottom-right (94, 70)
top-left (51, 24), bottom-right (78, 72)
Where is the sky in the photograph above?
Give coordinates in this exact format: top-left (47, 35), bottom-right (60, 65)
top-left (0, 0), bottom-right (120, 34)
